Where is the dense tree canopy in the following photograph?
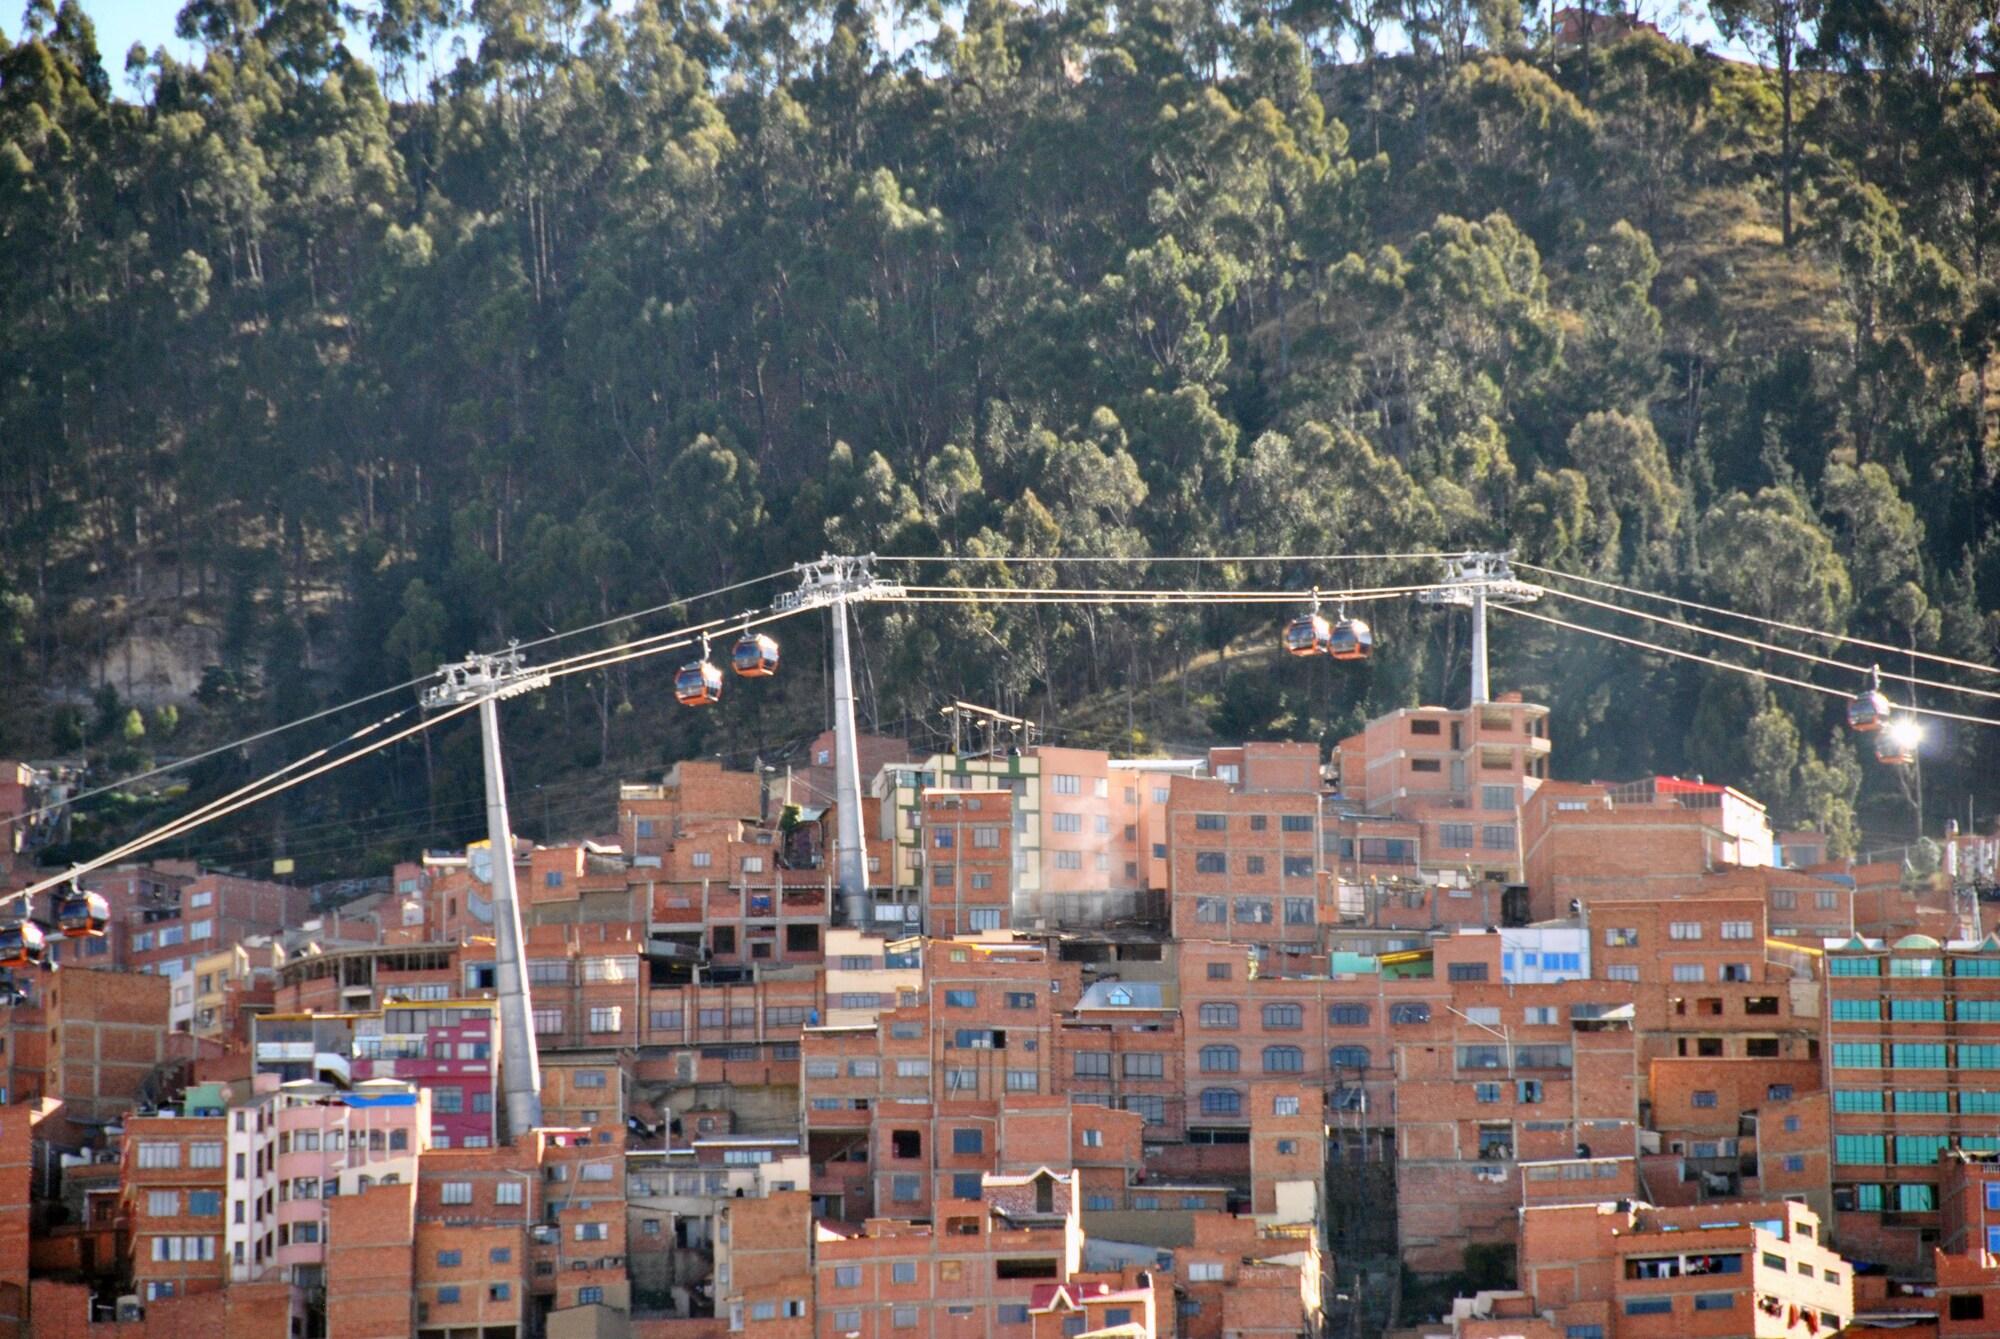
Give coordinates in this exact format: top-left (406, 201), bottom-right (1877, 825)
top-left (1, 0), bottom-right (1996, 875)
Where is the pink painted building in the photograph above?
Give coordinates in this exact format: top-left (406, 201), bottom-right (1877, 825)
top-left (270, 1077), bottom-right (432, 1283)
top-left (351, 999), bottom-right (499, 1150)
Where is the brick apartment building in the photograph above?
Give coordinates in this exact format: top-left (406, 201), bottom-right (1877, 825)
top-left (1824, 933), bottom-right (2000, 1272)
top-left (1166, 770), bottom-right (1324, 965)
top-left (1333, 696), bottom-right (1553, 885)
top-left (47, 969), bottom-right (174, 1139)
top-left (809, 1170), bottom-right (1082, 1339)
top-left (1514, 1198), bottom-right (1851, 1338)
top-left (875, 746), bottom-right (1168, 929)
top-left (121, 1114), bottom-right (229, 1302)
top-left (81, 863), bottom-right (310, 978)
top-left (1520, 777), bottom-right (1774, 922)
top-left (921, 788), bottom-right (1017, 937)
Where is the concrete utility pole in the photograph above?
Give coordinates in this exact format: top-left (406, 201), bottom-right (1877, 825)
top-left (1419, 552), bottom-right (1542, 706)
top-left (776, 555), bottom-right (905, 928)
top-left (425, 645), bottom-right (550, 1140)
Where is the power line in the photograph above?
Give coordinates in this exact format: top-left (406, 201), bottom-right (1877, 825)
top-left (1516, 561), bottom-right (2000, 678)
top-left (1537, 585), bottom-right (2000, 702)
top-left (1492, 604), bottom-right (2000, 729)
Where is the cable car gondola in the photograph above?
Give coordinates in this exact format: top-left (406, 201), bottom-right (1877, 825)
top-left (1875, 717), bottom-right (1920, 767)
top-left (1284, 610), bottom-right (1332, 657)
top-left (1328, 615), bottom-right (1373, 662)
top-left (57, 889), bottom-right (109, 939)
top-left (675, 653), bottom-right (724, 707)
top-left (731, 632), bottom-right (780, 678)
top-left (1848, 666), bottom-right (1891, 734)
top-left (0, 920), bottom-right (47, 970)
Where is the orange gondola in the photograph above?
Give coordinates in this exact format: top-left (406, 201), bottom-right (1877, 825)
top-left (1284, 612), bottom-right (1331, 657)
top-left (1848, 666), bottom-right (1890, 734)
top-left (0, 921), bottom-right (46, 970)
top-left (1328, 616), bottom-right (1373, 662)
top-left (675, 658), bottom-right (724, 707)
top-left (731, 632), bottom-right (780, 678)
top-left (57, 890), bottom-right (108, 939)
top-left (1875, 721), bottom-right (1918, 767)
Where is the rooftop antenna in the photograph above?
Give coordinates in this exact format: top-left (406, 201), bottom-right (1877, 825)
top-left (1418, 551), bottom-right (1543, 706)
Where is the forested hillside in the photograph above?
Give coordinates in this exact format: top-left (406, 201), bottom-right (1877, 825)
top-left (0, 0), bottom-right (1995, 877)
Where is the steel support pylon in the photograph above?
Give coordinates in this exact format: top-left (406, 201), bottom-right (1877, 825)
top-left (1418, 552), bottom-right (1542, 706)
top-left (425, 646), bottom-right (550, 1141)
top-left (777, 556), bottom-right (905, 928)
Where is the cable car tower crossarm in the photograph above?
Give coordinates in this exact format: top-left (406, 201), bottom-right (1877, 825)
top-left (1418, 552), bottom-right (1543, 706)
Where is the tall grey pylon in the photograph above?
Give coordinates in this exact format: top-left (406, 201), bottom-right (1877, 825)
top-left (1419, 552), bottom-right (1542, 706)
top-left (425, 646), bottom-right (551, 1140)
top-left (778, 556), bottom-right (905, 927)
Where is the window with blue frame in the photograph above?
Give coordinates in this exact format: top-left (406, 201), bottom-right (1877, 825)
top-left (1835, 1134), bottom-right (1886, 1164)
top-left (1832, 1043), bottom-right (1882, 1068)
top-left (1964, 1046), bottom-right (2000, 1069)
top-left (1832, 999), bottom-right (1881, 1020)
top-left (1893, 1043), bottom-right (1947, 1068)
top-left (1834, 1089), bottom-right (1885, 1113)
top-left (1891, 998), bottom-right (1946, 1020)
top-left (1896, 1135), bottom-right (1951, 1164)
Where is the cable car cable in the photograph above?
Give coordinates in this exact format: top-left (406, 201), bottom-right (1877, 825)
top-left (1490, 605), bottom-right (2000, 729)
top-left (0, 567), bottom-right (797, 836)
top-left (1, 703), bottom-right (471, 908)
top-left (882, 552), bottom-right (1453, 565)
top-left (1536, 586), bottom-right (2000, 701)
top-left (1514, 561), bottom-right (2000, 678)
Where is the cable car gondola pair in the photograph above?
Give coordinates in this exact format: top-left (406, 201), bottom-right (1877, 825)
top-left (677, 631), bottom-right (782, 708)
top-left (1283, 590), bottom-right (1373, 662)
